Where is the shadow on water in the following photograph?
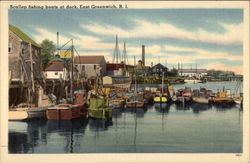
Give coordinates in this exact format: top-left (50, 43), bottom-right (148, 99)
top-left (88, 118), bottom-right (113, 132)
top-left (154, 103), bottom-right (171, 114)
top-left (9, 118), bottom-right (89, 153)
top-left (124, 107), bottom-right (148, 118)
top-left (190, 103), bottom-right (212, 114)
top-left (213, 103), bottom-right (237, 111)
top-left (9, 118), bottom-right (48, 153)
top-left (174, 102), bottom-right (191, 111)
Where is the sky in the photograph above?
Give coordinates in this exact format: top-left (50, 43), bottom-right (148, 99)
top-left (9, 8), bottom-right (243, 74)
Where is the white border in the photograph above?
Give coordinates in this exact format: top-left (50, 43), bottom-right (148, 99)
top-left (1, 1), bottom-right (249, 163)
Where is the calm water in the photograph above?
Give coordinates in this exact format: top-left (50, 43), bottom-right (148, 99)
top-left (8, 82), bottom-right (243, 153)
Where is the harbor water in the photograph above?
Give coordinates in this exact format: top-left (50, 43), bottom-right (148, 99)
top-left (8, 82), bottom-right (243, 153)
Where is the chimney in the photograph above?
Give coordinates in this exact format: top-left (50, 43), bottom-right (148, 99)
top-left (142, 45), bottom-right (145, 66)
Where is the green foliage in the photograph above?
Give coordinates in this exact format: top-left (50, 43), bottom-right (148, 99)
top-left (168, 68), bottom-right (178, 76)
top-left (207, 69), bottom-right (235, 80)
top-left (40, 39), bottom-right (56, 68)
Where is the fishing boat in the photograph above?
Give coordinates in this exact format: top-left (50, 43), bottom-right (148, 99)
top-left (192, 88), bottom-right (211, 104)
top-left (143, 90), bottom-right (154, 104)
top-left (184, 77), bottom-right (202, 83)
top-left (9, 102), bottom-right (52, 121)
top-left (173, 87), bottom-right (192, 104)
top-left (46, 90), bottom-right (87, 120)
top-left (211, 90), bottom-right (234, 105)
top-left (126, 96), bottom-right (145, 108)
top-left (88, 97), bottom-right (112, 120)
top-left (109, 98), bottom-right (125, 109)
top-left (154, 72), bottom-right (169, 103)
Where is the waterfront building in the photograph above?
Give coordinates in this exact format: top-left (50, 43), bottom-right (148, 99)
top-left (151, 63), bottom-right (168, 77)
top-left (43, 61), bottom-right (76, 81)
top-left (135, 60), bottom-right (151, 76)
top-left (9, 24), bottom-right (43, 84)
top-left (106, 63), bottom-right (126, 76)
top-left (178, 69), bottom-right (207, 78)
top-left (74, 56), bottom-right (107, 79)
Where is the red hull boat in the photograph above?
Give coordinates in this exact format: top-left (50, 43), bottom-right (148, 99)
top-left (46, 90), bottom-right (87, 120)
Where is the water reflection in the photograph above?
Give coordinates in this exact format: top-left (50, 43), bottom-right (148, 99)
top-left (213, 103), bottom-right (237, 111)
top-left (88, 118), bottom-right (113, 132)
top-left (190, 103), bottom-right (212, 114)
top-left (124, 107), bottom-right (148, 118)
top-left (174, 102), bottom-right (191, 111)
top-left (154, 103), bottom-right (171, 113)
top-left (9, 119), bottom-right (48, 153)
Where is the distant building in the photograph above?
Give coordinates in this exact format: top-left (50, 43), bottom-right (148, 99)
top-left (74, 56), bottom-right (106, 79)
top-left (43, 61), bottom-right (76, 80)
top-left (151, 63), bottom-right (168, 77)
top-left (106, 63), bottom-right (126, 76)
top-left (135, 60), bottom-right (151, 76)
top-left (9, 24), bottom-right (42, 83)
top-left (178, 69), bottom-right (207, 78)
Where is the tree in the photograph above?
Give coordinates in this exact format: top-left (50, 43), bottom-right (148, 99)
top-left (40, 39), bottom-right (56, 68)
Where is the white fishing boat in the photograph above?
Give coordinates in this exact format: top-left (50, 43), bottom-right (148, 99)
top-left (184, 77), bottom-right (202, 83)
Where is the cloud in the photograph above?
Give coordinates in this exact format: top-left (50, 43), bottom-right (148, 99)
top-left (205, 62), bottom-right (242, 75)
top-left (33, 27), bottom-right (114, 51)
top-left (82, 20), bottom-right (243, 46)
top-left (164, 45), bottom-right (242, 61)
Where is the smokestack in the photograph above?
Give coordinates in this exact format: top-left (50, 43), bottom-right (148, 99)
top-left (142, 45), bottom-right (145, 66)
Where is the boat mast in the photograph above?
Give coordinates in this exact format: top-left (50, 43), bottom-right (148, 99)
top-left (71, 39), bottom-right (74, 103)
top-left (162, 71), bottom-right (164, 95)
top-left (134, 56), bottom-right (137, 96)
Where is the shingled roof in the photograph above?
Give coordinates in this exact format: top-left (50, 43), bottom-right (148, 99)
top-left (45, 61), bottom-right (72, 71)
top-left (74, 56), bottom-right (105, 64)
top-left (9, 24), bottom-right (41, 48)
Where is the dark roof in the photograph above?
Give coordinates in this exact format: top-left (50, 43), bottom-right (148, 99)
top-left (152, 63), bottom-right (167, 69)
top-left (9, 24), bottom-right (41, 48)
top-left (179, 69), bottom-right (207, 73)
top-left (45, 61), bottom-right (72, 71)
top-left (74, 56), bottom-right (105, 64)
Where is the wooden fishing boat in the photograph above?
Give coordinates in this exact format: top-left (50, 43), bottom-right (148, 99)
top-left (9, 107), bottom-right (29, 121)
top-left (126, 98), bottom-right (145, 108)
top-left (192, 88), bottom-right (211, 104)
top-left (154, 94), bottom-right (168, 103)
top-left (109, 98), bottom-right (125, 109)
top-left (174, 87), bottom-right (192, 104)
top-left (153, 72), bottom-right (169, 103)
top-left (184, 77), bottom-right (202, 83)
top-left (88, 98), bottom-right (112, 120)
top-left (9, 105), bottom-right (50, 121)
top-left (232, 95), bottom-right (243, 105)
top-left (211, 91), bottom-right (234, 105)
top-left (143, 90), bottom-right (154, 104)
top-left (46, 90), bottom-right (87, 120)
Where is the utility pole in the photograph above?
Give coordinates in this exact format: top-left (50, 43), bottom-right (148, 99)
top-left (29, 42), bottom-right (35, 93)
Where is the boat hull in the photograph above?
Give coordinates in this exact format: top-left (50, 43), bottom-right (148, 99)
top-left (9, 109), bottom-right (28, 121)
top-left (192, 97), bottom-right (209, 104)
top-left (46, 104), bottom-right (87, 120)
top-left (154, 96), bottom-right (168, 103)
top-left (126, 102), bottom-right (144, 108)
top-left (88, 108), bottom-right (112, 119)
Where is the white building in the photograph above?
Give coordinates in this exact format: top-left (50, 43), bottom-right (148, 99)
top-left (178, 69), bottom-right (207, 78)
top-left (44, 61), bottom-right (73, 80)
top-left (74, 56), bottom-right (106, 79)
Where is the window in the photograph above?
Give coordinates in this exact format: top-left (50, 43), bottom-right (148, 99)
top-left (82, 65), bottom-right (85, 71)
top-left (55, 72), bottom-right (58, 75)
top-left (94, 65), bottom-right (96, 70)
top-left (8, 42), bottom-right (12, 53)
